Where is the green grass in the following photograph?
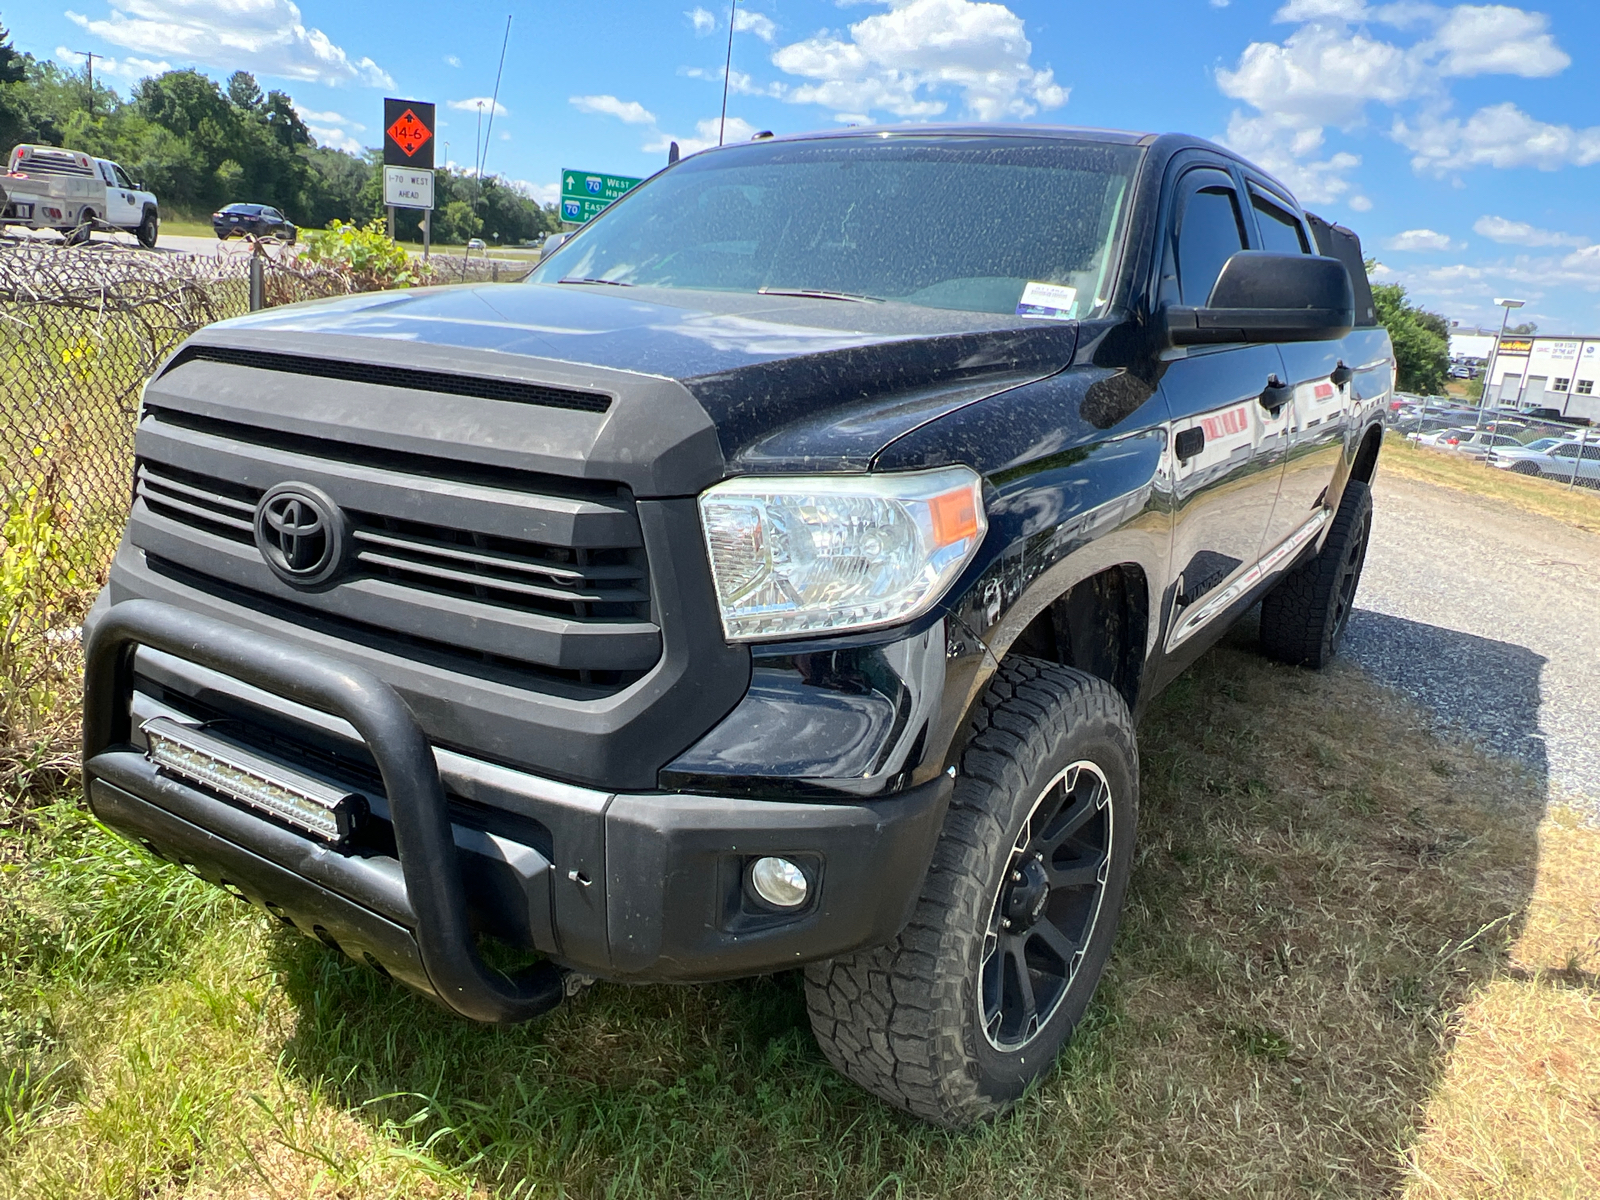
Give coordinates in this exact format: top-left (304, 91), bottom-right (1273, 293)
top-left (3, 626), bottom-right (1594, 1199)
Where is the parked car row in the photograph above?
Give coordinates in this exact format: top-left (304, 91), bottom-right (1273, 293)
top-left (1486, 437), bottom-right (1600, 487)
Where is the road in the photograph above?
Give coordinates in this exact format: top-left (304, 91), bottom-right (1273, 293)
top-left (1345, 471), bottom-right (1600, 813)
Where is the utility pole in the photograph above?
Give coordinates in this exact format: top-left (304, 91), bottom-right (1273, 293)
top-left (719, 0), bottom-right (738, 145)
top-left (76, 50), bottom-right (99, 116)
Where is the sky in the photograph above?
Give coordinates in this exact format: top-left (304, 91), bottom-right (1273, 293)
top-left (8, 0), bottom-right (1600, 333)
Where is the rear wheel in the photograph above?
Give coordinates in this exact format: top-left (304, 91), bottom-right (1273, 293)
top-left (804, 659), bottom-right (1138, 1127)
top-left (1259, 479), bottom-right (1373, 669)
top-left (65, 210), bottom-right (94, 245)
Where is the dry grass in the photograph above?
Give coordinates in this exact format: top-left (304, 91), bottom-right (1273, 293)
top-left (1380, 432), bottom-right (1600, 534)
top-left (2, 627), bottom-right (1597, 1198)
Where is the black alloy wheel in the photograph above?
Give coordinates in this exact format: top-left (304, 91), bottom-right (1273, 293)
top-left (980, 761), bottom-right (1114, 1050)
top-left (65, 210), bottom-right (94, 245)
top-left (1326, 497), bottom-right (1372, 649)
top-left (806, 659), bottom-right (1138, 1127)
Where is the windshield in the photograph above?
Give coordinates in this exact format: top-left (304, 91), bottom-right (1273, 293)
top-left (529, 136), bottom-right (1143, 319)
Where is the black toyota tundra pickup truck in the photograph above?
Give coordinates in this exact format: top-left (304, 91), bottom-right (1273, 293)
top-left (83, 126), bottom-right (1390, 1126)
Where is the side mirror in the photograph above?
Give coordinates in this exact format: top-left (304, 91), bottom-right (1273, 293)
top-left (1161, 251), bottom-right (1354, 346)
top-left (539, 231), bottom-right (571, 261)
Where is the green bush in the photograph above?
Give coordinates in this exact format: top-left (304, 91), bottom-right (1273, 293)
top-left (299, 219), bottom-right (424, 290)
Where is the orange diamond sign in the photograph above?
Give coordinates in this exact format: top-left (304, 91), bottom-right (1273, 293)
top-left (387, 109), bottom-right (431, 158)
top-left (383, 98), bottom-right (435, 168)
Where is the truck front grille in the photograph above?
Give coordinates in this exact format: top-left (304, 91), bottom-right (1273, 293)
top-left (129, 406), bottom-right (660, 691)
top-left (136, 461), bottom-right (649, 622)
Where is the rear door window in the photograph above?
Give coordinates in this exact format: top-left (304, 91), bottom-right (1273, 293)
top-left (1249, 187), bottom-right (1311, 255)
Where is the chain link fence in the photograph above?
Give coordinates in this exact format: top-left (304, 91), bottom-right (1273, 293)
top-left (0, 238), bottom-right (534, 789)
top-left (1391, 403), bottom-right (1600, 490)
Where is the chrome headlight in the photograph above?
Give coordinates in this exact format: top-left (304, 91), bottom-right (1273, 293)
top-left (698, 466), bottom-right (987, 643)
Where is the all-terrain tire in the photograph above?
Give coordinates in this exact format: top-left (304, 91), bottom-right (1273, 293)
top-left (1511, 461), bottom-right (1541, 476)
top-left (1258, 478), bottom-right (1374, 669)
top-left (804, 658), bottom-right (1138, 1127)
top-left (136, 208), bottom-right (158, 249)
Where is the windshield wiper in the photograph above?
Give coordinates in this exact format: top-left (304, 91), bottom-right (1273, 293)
top-left (757, 286), bottom-right (883, 303)
top-left (558, 276), bottom-right (635, 287)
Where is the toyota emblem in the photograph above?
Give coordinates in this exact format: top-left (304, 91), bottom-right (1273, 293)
top-left (253, 483), bottom-right (346, 587)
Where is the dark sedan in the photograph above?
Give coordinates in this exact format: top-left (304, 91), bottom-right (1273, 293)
top-left (212, 203), bottom-right (297, 242)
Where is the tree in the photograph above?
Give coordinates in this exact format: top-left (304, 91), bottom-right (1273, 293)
top-left (1370, 275), bottom-right (1450, 394)
top-left (226, 70), bottom-right (263, 112)
top-left (1509, 320), bottom-right (1538, 335)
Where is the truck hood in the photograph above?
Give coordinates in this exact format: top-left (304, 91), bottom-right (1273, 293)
top-left (164, 282), bottom-right (1078, 495)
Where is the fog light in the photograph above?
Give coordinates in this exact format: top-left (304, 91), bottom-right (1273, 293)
top-left (750, 856), bottom-right (809, 908)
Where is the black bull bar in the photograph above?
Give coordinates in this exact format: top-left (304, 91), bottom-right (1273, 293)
top-left (82, 598), bottom-right (566, 1024)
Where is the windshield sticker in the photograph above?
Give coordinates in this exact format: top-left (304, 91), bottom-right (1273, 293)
top-left (1016, 282), bottom-right (1078, 321)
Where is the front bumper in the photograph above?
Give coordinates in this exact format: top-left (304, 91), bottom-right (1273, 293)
top-left (84, 599), bottom-right (950, 1019)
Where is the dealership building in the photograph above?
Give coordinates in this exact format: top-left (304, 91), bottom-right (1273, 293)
top-left (1450, 333), bottom-right (1600, 421)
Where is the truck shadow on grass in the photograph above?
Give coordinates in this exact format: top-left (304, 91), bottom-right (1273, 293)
top-left (266, 623), bottom-right (1555, 1199)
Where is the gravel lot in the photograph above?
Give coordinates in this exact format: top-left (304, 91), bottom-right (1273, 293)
top-left (1345, 471), bottom-right (1600, 812)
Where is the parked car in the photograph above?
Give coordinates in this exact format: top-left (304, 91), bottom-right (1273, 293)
top-left (1413, 426), bottom-right (1476, 447)
top-left (83, 124), bottom-right (1393, 1127)
top-left (213, 203), bottom-right (297, 242)
top-left (1486, 438), bottom-right (1600, 484)
top-left (1, 144), bottom-right (160, 246)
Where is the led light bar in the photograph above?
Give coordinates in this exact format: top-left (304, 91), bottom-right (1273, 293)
top-left (141, 717), bottom-right (365, 844)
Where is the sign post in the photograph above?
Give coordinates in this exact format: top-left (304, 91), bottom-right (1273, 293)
top-left (383, 98), bottom-right (436, 252)
top-left (559, 169), bottom-right (643, 226)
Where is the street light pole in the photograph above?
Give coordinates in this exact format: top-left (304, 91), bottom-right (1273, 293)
top-left (1476, 297), bottom-right (1524, 429)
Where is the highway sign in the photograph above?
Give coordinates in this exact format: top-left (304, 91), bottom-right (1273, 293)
top-left (384, 99), bottom-right (436, 169)
top-left (383, 167), bottom-right (434, 210)
top-left (559, 169), bottom-right (642, 224)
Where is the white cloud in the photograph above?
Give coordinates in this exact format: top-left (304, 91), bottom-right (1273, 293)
top-left (1386, 228), bottom-right (1459, 251)
top-left (573, 88), bottom-right (762, 157)
top-left (449, 96), bottom-right (510, 117)
top-left (1429, 5), bottom-right (1569, 78)
top-left (292, 103), bottom-right (364, 154)
top-left (1273, 0), bottom-right (1368, 19)
top-left (1347, 194), bottom-right (1373, 211)
top-left (512, 180), bottom-right (560, 206)
top-left (445, 54), bottom-right (460, 67)
top-left (646, 116), bottom-right (760, 156)
top-left (1473, 214), bottom-right (1588, 248)
top-left (1394, 102), bottom-right (1600, 174)
top-left (1223, 112), bottom-right (1364, 205)
top-left (1216, 24), bottom-right (1419, 128)
top-left (735, 9), bottom-right (777, 42)
top-left (687, 6), bottom-right (715, 35)
top-left (1220, 4), bottom-right (1587, 204)
top-left (570, 94), bottom-right (656, 125)
top-left (65, 0), bottom-right (391, 88)
top-left (769, 0), bottom-right (1067, 122)
top-left (55, 45), bottom-right (169, 80)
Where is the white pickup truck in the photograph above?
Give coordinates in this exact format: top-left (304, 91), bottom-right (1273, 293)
top-left (2, 144), bottom-right (161, 247)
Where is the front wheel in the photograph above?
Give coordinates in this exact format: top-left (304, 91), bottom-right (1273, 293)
top-left (805, 660), bottom-right (1138, 1127)
top-left (1511, 461), bottom-right (1541, 476)
top-left (135, 208), bottom-right (158, 249)
top-left (1258, 478), bottom-right (1374, 668)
